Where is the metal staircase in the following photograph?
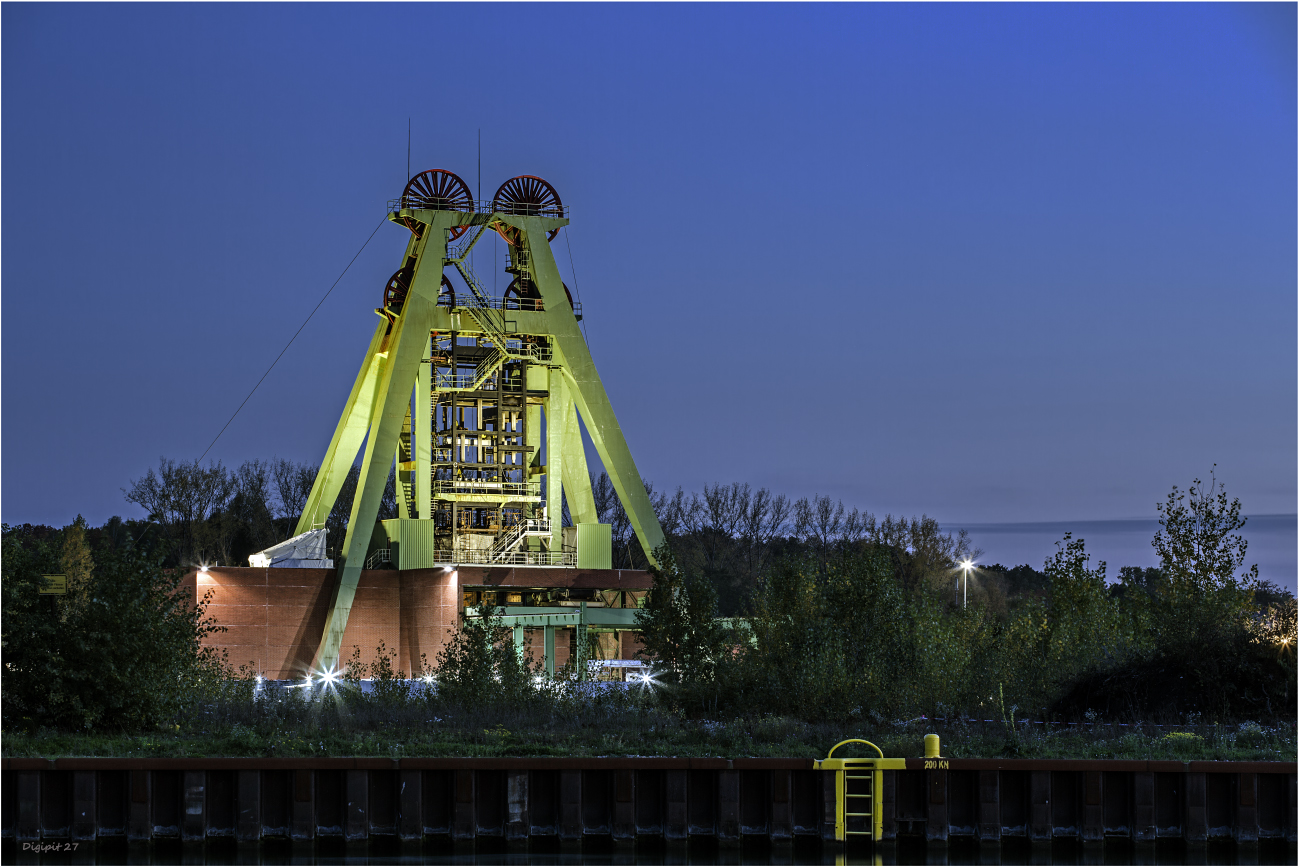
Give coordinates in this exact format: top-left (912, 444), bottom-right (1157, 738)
top-left (426, 253), bottom-right (552, 395)
top-left (489, 518), bottom-right (552, 562)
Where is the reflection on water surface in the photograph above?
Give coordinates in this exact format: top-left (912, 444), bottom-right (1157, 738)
top-left (3, 837), bottom-right (1296, 866)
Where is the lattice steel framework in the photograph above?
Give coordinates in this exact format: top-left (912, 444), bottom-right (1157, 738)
top-left (295, 170), bottom-right (664, 672)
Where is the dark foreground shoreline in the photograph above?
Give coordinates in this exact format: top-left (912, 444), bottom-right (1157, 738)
top-left (4, 756), bottom-right (1295, 860)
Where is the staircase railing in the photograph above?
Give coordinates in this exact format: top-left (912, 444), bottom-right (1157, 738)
top-left (490, 518), bottom-right (552, 560)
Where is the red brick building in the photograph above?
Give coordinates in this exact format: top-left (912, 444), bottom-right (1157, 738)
top-left (183, 566), bottom-right (651, 679)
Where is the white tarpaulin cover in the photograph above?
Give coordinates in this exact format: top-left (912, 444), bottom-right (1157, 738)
top-left (248, 529), bottom-right (333, 568)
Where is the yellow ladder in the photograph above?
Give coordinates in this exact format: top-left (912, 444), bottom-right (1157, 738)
top-left (814, 739), bottom-right (907, 842)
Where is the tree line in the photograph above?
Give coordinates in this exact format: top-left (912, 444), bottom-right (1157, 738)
top-left (635, 472), bottom-right (1297, 723)
top-left (3, 460), bottom-right (1293, 731)
top-left (119, 457), bottom-right (397, 567)
top-left (88, 457), bottom-right (981, 620)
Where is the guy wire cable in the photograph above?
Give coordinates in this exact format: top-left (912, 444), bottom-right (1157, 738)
top-left (197, 215), bottom-right (388, 463)
top-left (563, 226), bottom-right (590, 346)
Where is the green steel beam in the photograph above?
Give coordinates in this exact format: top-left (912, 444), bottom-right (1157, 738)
top-left (545, 369), bottom-right (567, 552)
top-left (415, 335), bottom-right (431, 519)
top-left (395, 405), bottom-right (412, 520)
top-left (313, 213), bottom-right (449, 673)
top-left (500, 215), bottom-right (665, 565)
top-left (558, 392), bottom-right (598, 526)
top-left (294, 319), bottom-right (387, 536)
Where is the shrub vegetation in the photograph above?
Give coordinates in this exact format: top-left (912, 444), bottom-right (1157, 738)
top-left (2, 468), bottom-right (1294, 760)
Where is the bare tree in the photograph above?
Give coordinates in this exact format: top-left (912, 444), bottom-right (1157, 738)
top-left (215, 460), bottom-right (278, 562)
top-left (738, 487), bottom-right (791, 580)
top-left (124, 457), bottom-right (235, 566)
top-left (794, 494), bottom-right (846, 564)
top-left (591, 472), bottom-right (633, 564)
top-left (870, 514), bottom-right (981, 595)
top-left (591, 471), bottom-right (619, 526)
top-left (652, 485), bottom-right (691, 539)
top-left (272, 458), bottom-right (317, 530)
top-left (696, 482), bottom-right (749, 573)
top-left (317, 463), bottom-right (399, 557)
top-left (841, 506), bottom-right (871, 546)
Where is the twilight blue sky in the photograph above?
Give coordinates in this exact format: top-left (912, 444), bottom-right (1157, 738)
top-left (3, 4), bottom-right (1296, 546)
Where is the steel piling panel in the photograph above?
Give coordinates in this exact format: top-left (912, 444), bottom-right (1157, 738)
top-left (559, 769), bottom-right (581, 844)
top-left (1133, 770), bottom-right (1156, 842)
top-left (791, 769), bottom-right (820, 836)
top-left (181, 771), bottom-right (205, 842)
top-left (39, 771), bottom-right (70, 839)
top-left (632, 768), bottom-right (661, 836)
top-left (344, 770), bottom-right (367, 842)
top-left (1029, 770), bottom-right (1051, 842)
top-left (396, 769), bottom-right (420, 842)
top-left (72, 771), bottom-right (96, 842)
top-left (880, 764), bottom-right (898, 841)
top-left (928, 767), bottom-right (949, 842)
top-left (718, 769), bottom-right (740, 846)
top-left (128, 769), bottom-right (150, 842)
top-left (1237, 772), bottom-right (1258, 844)
top-left (612, 769), bottom-right (635, 844)
top-left (770, 768), bottom-right (792, 841)
top-left (1082, 770), bottom-right (1103, 844)
top-left (16, 772), bottom-right (38, 844)
top-left (978, 769), bottom-right (999, 843)
top-left (475, 769), bottom-right (504, 837)
top-left (235, 770), bottom-right (258, 843)
top-left (452, 769), bottom-right (473, 841)
top-left (664, 769), bottom-right (687, 840)
top-left (505, 770), bottom-right (527, 843)
top-left (292, 769), bottom-right (314, 841)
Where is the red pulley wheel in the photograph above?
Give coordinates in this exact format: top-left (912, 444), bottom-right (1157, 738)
top-left (491, 175), bottom-right (563, 243)
top-left (400, 169), bottom-right (475, 239)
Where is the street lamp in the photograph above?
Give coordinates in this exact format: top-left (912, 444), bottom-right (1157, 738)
top-left (959, 559), bottom-right (973, 609)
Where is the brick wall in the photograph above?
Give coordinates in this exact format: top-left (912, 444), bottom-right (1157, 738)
top-left (188, 567), bottom-right (457, 679)
top-left (397, 568), bottom-right (460, 676)
top-left (188, 566), bottom-right (648, 679)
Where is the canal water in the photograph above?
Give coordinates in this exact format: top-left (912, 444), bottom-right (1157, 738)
top-left (4, 837), bottom-right (1296, 866)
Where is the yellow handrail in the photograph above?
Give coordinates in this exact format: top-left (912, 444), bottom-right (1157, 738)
top-left (825, 738), bottom-right (884, 760)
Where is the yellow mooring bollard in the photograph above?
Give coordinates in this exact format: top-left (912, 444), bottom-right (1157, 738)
top-left (924, 733), bottom-right (941, 758)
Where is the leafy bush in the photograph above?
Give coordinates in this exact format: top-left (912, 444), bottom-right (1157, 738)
top-left (2, 524), bottom-right (227, 731)
top-left (633, 471), bottom-right (1294, 726)
top-left (430, 605), bottom-right (539, 707)
top-left (635, 544), bottom-right (729, 686)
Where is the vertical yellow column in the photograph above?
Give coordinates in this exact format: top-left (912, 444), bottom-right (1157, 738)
top-left (558, 395), bottom-right (598, 525)
top-left (314, 217), bottom-right (447, 674)
top-left (415, 334), bottom-right (432, 519)
top-left (873, 769), bottom-right (883, 841)
top-left (297, 228), bottom-right (426, 537)
top-left (394, 407), bottom-right (412, 520)
top-left (545, 368), bottom-right (567, 555)
top-left (515, 217), bottom-right (664, 566)
top-left (295, 321), bottom-right (388, 536)
top-left (525, 364), bottom-right (544, 553)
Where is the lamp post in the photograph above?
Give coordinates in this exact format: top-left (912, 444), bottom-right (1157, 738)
top-left (960, 559), bottom-right (973, 609)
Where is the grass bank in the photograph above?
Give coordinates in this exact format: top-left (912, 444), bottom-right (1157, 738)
top-left (5, 699), bottom-right (1294, 762)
